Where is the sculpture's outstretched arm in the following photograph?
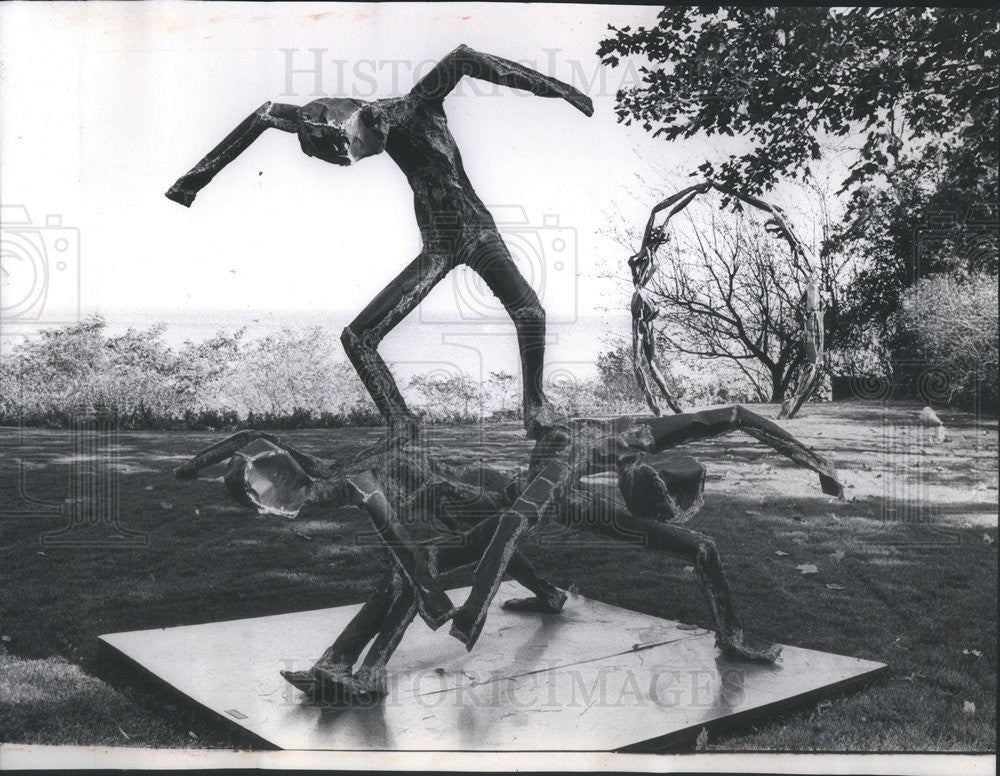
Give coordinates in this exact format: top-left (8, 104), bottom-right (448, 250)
top-left (411, 44), bottom-right (594, 116)
top-left (623, 407), bottom-right (843, 497)
top-left (173, 429), bottom-right (331, 480)
top-left (165, 102), bottom-right (300, 207)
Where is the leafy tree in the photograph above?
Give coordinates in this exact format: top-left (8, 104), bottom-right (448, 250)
top-left (895, 271), bottom-right (998, 410)
top-left (598, 7), bottom-right (997, 199)
top-left (599, 7), bottom-right (998, 369)
top-left (406, 373), bottom-right (484, 422)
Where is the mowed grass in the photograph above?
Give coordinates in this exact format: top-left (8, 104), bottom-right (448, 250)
top-left (0, 403), bottom-right (995, 751)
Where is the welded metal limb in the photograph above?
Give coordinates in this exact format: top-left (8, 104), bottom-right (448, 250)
top-left (173, 429), bottom-right (331, 480)
top-left (449, 454), bottom-right (573, 649)
top-left (342, 469), bottom-right (454, 629)
top-left (411, 44), bottom-right (594, 115)
top-left (631, 289), bottom-right (683, 415)
top-left (628, 180), bottom-right (826, 416)
top-left (779, 281), bottom-right (825, 419)
top-left (555, 490), bottom-right (780, 662)
top-left (282, 526), bottom-right (566, 702)
top-left (165, 102), bottom-right (300, 207)
top-left (626, 406), bottom-right (843, 497)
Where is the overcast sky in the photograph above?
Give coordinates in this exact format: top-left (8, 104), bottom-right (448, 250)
top-left (0, 3), bottom-right (846, 378)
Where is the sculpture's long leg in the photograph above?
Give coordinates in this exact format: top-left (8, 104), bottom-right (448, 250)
top-left (632, 310), bottom-right (661, 416)
top-left (342, 470), bottom-right (454, 629)
top-left (282, 523), bottom-right (565, 701)
top-left (165, 102), bottom-right (300, 207)
top-left (340, 251), bottom-right (451, 440)
top-left (345, 545), bottom-right (567, 696)
top-left (627, 406), bottom-right (843, 497)
top-left (631, 294), bottom-right (683, 415)
top-left (463, 234), bottom-right (561, 439)
top-left (647, 347), bottom-right (684, 416)
top-left (279, 571), bottom-right (397, 697)
top-left (556, 490), bottom-right (780, 662)
top-left (449, 455), bottom-right (573, 649)
top-left (173, 429), bottom-right (330, 480)
top-left (780, 308), bottom-right (825, 419)
top-left (429, 512), bottom-right (568, 614)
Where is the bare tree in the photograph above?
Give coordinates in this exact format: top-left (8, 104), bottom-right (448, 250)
top-left (645, 206), bottom-right (843, 404)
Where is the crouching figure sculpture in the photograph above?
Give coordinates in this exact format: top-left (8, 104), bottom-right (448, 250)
top-left (176, 407), bottom-right (843, 702)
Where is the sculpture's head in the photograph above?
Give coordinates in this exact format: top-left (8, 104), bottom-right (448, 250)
top-left (223, 438), bottom-right (318, 517)
top-left (297, 98), bottom-right (388, 166)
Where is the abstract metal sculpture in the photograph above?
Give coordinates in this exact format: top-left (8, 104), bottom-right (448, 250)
top-left (176, 407), bottom-right (842, 700)
top-left (165, 45), bottom-right (593, 443)
top-left (628, 181), bottom-right (825, 419)
top-left (167, 47), bottom-right (842, 705)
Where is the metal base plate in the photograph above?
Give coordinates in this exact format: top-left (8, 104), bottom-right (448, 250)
top-left (99, 583), bottom-right (886, 751)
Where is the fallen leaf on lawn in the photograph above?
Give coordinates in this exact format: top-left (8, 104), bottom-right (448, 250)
top-left (983, 533), bottom-right (995, 545)
top-left (292, 530), bottom-right (313, 542)
top-left (796, 564), bottom-right (819, 575)
top-left (825, 583), bottom-right (845, 590)
top-left (775, 550), bottom-right (790, 557)
top-left (159, 501), bottom-right (173, 510)
top-left (144, 485), bottom-right (154, 491)
top-left (745, 510), bottom-right (762, 516)
top-left (1, 635), bottom-right (10, 642)
top-left (962, 649), bottom-right (983, 658)
top-left (963, 701), bottom-right (976, 715)
top-left (683, 566), bottom-right (694, 574)
top-left (830, 549), bottom-right (846, 562)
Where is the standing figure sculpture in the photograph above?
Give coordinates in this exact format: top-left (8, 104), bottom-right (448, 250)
top-left (166, 45), bottom-right (593, 443)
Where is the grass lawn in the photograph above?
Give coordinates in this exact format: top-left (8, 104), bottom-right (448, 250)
top-left (0, 401), bottom-right (996, 751)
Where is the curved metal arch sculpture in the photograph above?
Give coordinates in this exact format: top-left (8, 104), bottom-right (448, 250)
top-left (628, 180), bottom-right (825, 419)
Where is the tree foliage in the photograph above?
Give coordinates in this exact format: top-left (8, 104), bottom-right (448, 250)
top-left (600, 7), bottom-right (998, 380)
top-left (895, 271), bottom-right (998, 410)
top-left (598, 7), bottom-right (998, 199)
